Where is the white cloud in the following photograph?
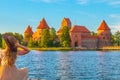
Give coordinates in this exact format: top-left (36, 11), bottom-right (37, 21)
top-left (109, 1), bottom-right (120, 6)
top-left (30, 0), bottom-right (65, 3)
top-left (110, 23), bottom-right (120, 33)
top-left (109, 14), bottom-right (120, 18)
top-left (98, 0), bottom-right (120, 7)
top-left (77, 0), bottom-right (120, 7)
top-left (77, 0), bottom-right (89, 5)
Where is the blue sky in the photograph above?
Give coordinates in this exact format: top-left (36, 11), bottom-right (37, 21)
top-left (0, 0), bottom-right (120, 34)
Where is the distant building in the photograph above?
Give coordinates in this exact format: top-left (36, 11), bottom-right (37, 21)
top-left (24, 18), bottom-right (111, 48)
top-left (32, 18), bottom-right (50, 41)
top-left (24, 25), bottom-right (33, 43)
top-left (97, 20), bottom-right (111, 48)
top-left (57, 18), bottom-right (111, 49)
top-left (57, 18), bottom-right (71, 36)
top-left (69, 25), bottom-right (98, 48)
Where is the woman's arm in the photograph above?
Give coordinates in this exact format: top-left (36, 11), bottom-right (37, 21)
top-left (16, 41), bottom-right (30, 55)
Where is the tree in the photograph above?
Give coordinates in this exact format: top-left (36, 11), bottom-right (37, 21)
top-left (14, 33), bottom-right (23, 44)
top-left (111, 34), bottom-right (117, 46)
top-left (49, 28), bottom-right (56, 47)
top-left (37, 40), bottom-right (41, 47)
top-left (59, 26), bottom-right (71, 47)
top-left (0, 33), bottom-right (2, 47)
top-left (50, 28), bottom-right (56, 41)
top-left (115, 31), bottom-right (120, 46)
top-left (24, 33), bottom-right (32, 44)
top-left (111, 31), bottom-right (120, 46)
top-left (91, 31), bottom-right (97, 36)
top-left (27, 38), bottom-right (35, 47)
top-left (41, 29), bottom-right (50, 47)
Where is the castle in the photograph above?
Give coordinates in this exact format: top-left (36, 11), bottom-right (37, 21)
top-left (24, 18), bottom-right (111, 49)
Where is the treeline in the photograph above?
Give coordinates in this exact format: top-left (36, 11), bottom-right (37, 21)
top-left (0, 32), bottom-right (23, 48)
top-left (111, 31), bottom-right (120, 46)
top-left (0, 29), bottom-right (120, 48)
top-left (26, 27), bottom-right (71, 48)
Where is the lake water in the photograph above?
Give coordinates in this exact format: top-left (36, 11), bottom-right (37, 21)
top-left (16, 50), bottom-right (120, 80)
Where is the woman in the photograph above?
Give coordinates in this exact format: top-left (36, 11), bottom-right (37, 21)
top-left (0, 33), bottom-right (30, 80)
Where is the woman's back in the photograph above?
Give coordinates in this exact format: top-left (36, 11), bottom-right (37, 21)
top-left (0, 33), bottom-right (30, 80)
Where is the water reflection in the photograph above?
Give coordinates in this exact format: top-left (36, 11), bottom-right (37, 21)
top-left (16, 50), bottom-right (120, 80)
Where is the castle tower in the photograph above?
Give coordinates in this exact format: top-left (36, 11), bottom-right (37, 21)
top-left (57, 18), bottom-right (71, 36)
top-left (61, 18), bottom-right (71, 29)
top-left (32, 18), bottom-right (50, 40)
top-left (97, 20), bottom-right (111, 48)
top-left (24, 25), bottom-right (33, 43)
top-left (70, 25), bottom-right (91, 47)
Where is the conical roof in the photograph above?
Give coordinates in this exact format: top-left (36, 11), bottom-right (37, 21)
top-left (37, 18), bottom-right (49, 29)
top-left (61, 17), bottom-right (71, 29)
top-left (98, 20), bottom-right (110, 30)
top-left (24, 25), bottom-right (33, 34)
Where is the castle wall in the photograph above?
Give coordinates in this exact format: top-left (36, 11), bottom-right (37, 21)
top-left (70, 32), bottom-right (82, 47)
top-left (81, 38), bottom-right (98, 49)
top-left (97, 30), bottom-right (111, 48)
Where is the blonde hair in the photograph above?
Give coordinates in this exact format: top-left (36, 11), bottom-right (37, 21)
top-left (3, 33), bottom-right (17, 66)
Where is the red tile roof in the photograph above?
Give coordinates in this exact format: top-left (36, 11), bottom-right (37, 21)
top-left (70, 25), bottom-right (90, 33)
top-left (24, 25), bottom-right (33, 34)
top-left (98, 20), bottom-right (110, 30)
top-left (37, 18), bottom-right (49, 29)
top-left (57, 29), bottom-right (62, 33)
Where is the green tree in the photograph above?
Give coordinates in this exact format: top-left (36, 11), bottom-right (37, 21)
top-left (41, 29), bottom-right (50, 47)
top-left (37, 40), bottom-right (41, 47)
top-left (0, 33), bottom-right (2, 47)
top-left (111, 31), bottom-right (120, 46)
top-left (59, 26), bottom-right (71, 47)
top-left (111, 34), bottom-right (117, 46)
top-left (91, 31), bottom-right (97, 36)
top-left (50, 28), bottom-right (56, 41)
top-left (14, 33), bottom-right (23, 42)
top-left (49, 28), bottom-right (56, 47)
top-left (27, 38), bottom-right (35, 47)
top-left (24, 33), bottom-right (32, 44)
top-left (113, 31), bottom-right (120, 46)
top-left (14, 33), bottom-right (23, 44)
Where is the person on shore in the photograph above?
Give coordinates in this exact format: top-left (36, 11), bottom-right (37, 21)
top-left (0, 33), bottom-right (30, 80)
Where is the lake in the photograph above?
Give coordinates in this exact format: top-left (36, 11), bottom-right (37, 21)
top-left (16, 50), bottom-right (120, 80)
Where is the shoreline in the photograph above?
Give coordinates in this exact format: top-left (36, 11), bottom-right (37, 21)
top-left (1, 46), bottom-right (120, 51)
top-left (29, 47), bottom-right (120, 51)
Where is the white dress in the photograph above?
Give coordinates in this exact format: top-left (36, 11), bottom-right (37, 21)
top-left (0, 50), bottom-right (28, 80)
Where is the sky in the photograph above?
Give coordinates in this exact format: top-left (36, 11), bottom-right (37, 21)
top-left (0, 0), bottom-right (120, 34)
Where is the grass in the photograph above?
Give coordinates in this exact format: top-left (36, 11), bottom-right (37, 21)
top-left (29, 47), bottom-right (98, 51)
top-left (29, 47), bottom-right (74, 51)
top-left (29, 46), bottom-right (120, 51)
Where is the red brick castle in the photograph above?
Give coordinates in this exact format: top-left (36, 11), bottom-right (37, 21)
top-left (24, 18), bottom-right (111, 49)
